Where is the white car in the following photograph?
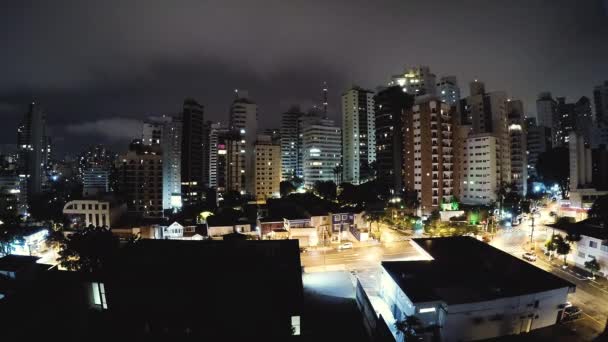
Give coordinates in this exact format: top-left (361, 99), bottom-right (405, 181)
top-left (338, 242), bottom-right (353, 250)
top-left (523, 252), bottom-right (537, 262)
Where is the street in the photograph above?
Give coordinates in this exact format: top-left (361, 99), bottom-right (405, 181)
top-left (491, 221), bottom-right (608, 339)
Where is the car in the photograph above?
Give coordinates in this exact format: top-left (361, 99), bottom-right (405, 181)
top-left (338, 242), bottom-right (353, 250)
top-left (562, 306), bottom-right (582, 321)
top-left (523, 252), bottom-right (537, 262)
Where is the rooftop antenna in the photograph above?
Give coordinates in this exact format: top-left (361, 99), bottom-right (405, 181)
top-left (322, 82), bottom-right (328, 115)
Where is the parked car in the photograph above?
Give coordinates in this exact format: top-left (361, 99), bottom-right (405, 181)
top-left (562, 306), bottom-right (582, 321)
top-left (338, 242), bottom-right (353, 250)
top-left (523, 252), bottom-right (537, 262)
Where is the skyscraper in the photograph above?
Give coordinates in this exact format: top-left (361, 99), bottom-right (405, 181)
top-left (402, 96), bottom-right (454, 213)
top-left (208, 122), bottom-right (228, 189)
top-left (526, 121), bottom-right (552, 179)
top-left (280, 106), bottom-right (304, 181)
top-left (389, 66), bottom-right (437, 97)
top-left (254, 135), bottom-right (281, 201)
top-left (341, 86), bottom-right (376, 184)
top-left (17, 102), bottom-right (47, 202)
top-left (229, 90), bottom-right (257, 194)
top-left (436, 76), bottom-right (460, 106)
top-left (458, 81), bottom-right (511, 186)
top-left (593, 81), bottom-right (608, 123)
top-left (302, 117), bottom-right (341, 187)
top-left (181, 98), bottom-right (204, 207)
top-left (536, 92), bottom-right (558, 144)
top-left (218, 131), bottom-right (245, 193)
top-left (374, 86), bottom-right (414, 194)
top-left (574, 96), bottom-right (593, 144)
top-left (507, 100), bottom-right (527, 196)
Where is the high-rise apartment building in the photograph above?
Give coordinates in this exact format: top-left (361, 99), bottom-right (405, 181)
top-left (181, 98), bottom-right (205, 207)
top-left (17, 102), bottom-right (47, 202)
top-left (208, 122), bottom-right (228, 189)
top-left (229, 90), bottom-right (257, 194)
top-left (117, 140), bottom-right (163, 218)
top-left (574, 96), bottom-right (593, 144)
top-left (254, 135), bottom-right (281, 201)
top-left (460, 134), bottom-right (499, 205)
top-left (142, 115), bottom-right (182, 210)
top-left (507, 100), bottom-right (527, 196)
top-left (374, 86), bottom-right (414, 194)
top-left (526, 121), bottom-right (552, 179)
top-left (403, 97), bottom-right (454, 214)
top-left (458, 81), bottom-right (511, 186)
top-left (436, 76), bottom-right (460, 106)
top-left (593, 81), bottom-right (608, 123)
top-left (280, 106), bottom-right (305, 181)
top-left (341, 86), bottom-right (375, 184)
top-left (536, 92), bottom-right (558, 144)
top-left (218, 131), bottom-right (246, 193)
top-left (82, 167), bottom-right (109, 197)
top-left (556, 97), bottom-right (576, 146)
top-left (389, 66), bottom-right (437, 97)
top-left (302, 118), bottom-right (341, 187)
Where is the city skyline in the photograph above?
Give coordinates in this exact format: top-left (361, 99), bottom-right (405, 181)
top-left (0, 1), bottom-right (607, 154)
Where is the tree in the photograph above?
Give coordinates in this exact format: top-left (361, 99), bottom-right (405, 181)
top-left (584, 258), bottom-right (601, 279)
top-left (554, 234), bottom-right (571, 266)
top-left (57, 226), bottom-right (121, 272)
top-left (395, 315), bottom-right (422, 341)
top-left (332, 165), bottom-right (343, 185)
top-left (0, 225), bottom-right (24, 256)
top-left (536, 147), bottom-right (570, 198)
top-left (545, 238), bottom-right (557, 259)
top-left (365, 211), bottom-right (383, 240)
top-left (588, 194), bottom-right (608, 224)
top-left (280, 181), bottom-right (296, 197)
top-left (313, 181), bottom-right (337, 201)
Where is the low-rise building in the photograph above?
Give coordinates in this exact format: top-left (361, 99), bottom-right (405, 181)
top-left (63, 199), bottom-right (127, 228)
top-left (360, 237), bottom-right (575, 342)
top-left (553, 219), bottom-right (608, 277)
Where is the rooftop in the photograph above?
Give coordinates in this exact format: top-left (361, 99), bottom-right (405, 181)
top-left (382, 237), bottom-right (574, 305)
top-left (0, 255), bottom-right (40, 272)
top-left (553, 219), bottom-right (608, 240)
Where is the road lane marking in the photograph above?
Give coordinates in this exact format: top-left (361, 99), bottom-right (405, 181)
top-left (583, 312), bottom-right (605, 327)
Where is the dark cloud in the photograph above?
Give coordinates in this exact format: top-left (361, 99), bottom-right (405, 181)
top-left (65, 118), bottom-right (143, 142)
top-left (0, 0), bottom-right (607, 155)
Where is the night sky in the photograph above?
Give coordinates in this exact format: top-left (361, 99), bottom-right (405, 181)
top-left (1, 0), bottom-right (607, 155)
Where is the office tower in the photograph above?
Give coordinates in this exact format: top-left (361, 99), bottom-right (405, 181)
top-left (389, 66), bottom-right (437, 97)
top-left (82, 167), bottom-right (109, 197)
top-left (458, 81), bottom-right (511, 186)
top-left (536, 92), bottom-right (558, 144)
top-left (374, 86), bottom-right (414, 194)
top-left (507, 100), bottom-right (527, 196)
top-left (574, 96), bottom-right (593, 143)
top-left (181, 98), bottom-right (205, 207)
top-left (254, 135), bottom-right (281, 201)
top-left (229, 90), bottom-right (257, 194)
top-left (117, 140), bottom-right (163, 218)
top-left (208, 122), bottom-right (228, 189)
top-left (526, 122), bottom-right (552, 179)
top-left (556, 97), bottom-right (576, 146)
top-left (402, 97), bottom-right (454, 213)
top-left (302, 117), bottom-right (341, 187)
top-left (218, 131), bottom-right (245, 193)
top-left (436, 76), bottom-right (460, 106)
top-left (594, 81), bottom-right (608, 123)
top-left (460, 134), bottom-right (499, 205)
top-left (341, 86), bottom-right (376, 184)
top-left (17, 102), bottom-right (47, 201)
top-left (280, 106), bottom-right (305, 181)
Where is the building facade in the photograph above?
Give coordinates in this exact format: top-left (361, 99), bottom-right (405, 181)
top-left (342, 86), bottom-right (376, 184)
top-left (280, 106), bottom-right (304, 181)
top-left (507, 100), bottom-right (527, 196)
top-left (374, 86), bottom-right (413, 194)
top-left (181, 98), bottom-right (205, 206)
top-left (536, 92), bottom-right (558, 144)
top-left (302, 118), bottom-right (341, 187)
top-left (17, 102), bottom-right (47, 202)
top-left (460, 134), bottom-right (499, 205)
top-left (403, 97), bottom-right (454, 214)
top-left (208, 122), bottom-right (228, 189)
top-left (254, 135), bottom-right (281, 201)
top-left (117, 141), bottom-right (163, 218)
top-left (389, 65), bottom-right (437, 97)
top-left (229, 90), bottom-right (258, 194)
top-left (526, 120), bottom-right (552, 179)
top-left (593, 80), bottom-right (608, 123)
top-left (436, 76), bottom-right (460, 106)
top-left (82, 167), bottom-right (109, 197)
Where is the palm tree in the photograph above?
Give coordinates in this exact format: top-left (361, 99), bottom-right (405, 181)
top-left (333, 165), bottom-right (343, 185)
top-left (395, 315), bottom-right (422, 341)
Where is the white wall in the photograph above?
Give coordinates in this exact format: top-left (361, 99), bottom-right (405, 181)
top-left (208, 226), bottom-right (234, 237)
top-left (573, 235), bottom-right (608, 277)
